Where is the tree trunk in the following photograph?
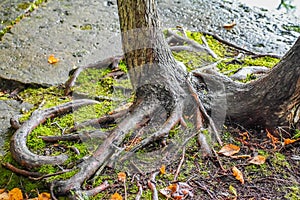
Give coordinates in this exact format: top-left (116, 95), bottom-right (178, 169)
top-left (117, 0), bottom-right (186, 106)
top-left (223, 38), bottom-right (300, 129)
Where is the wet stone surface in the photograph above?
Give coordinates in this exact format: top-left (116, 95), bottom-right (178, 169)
top-left (0, 100), bottom-right (32, 156)
top-left (0, 0), bottom-right (35, 31)
top-left (158, 0), bottom-right (300, 55)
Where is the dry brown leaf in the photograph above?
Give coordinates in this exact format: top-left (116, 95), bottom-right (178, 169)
top-left (223, 22), bottom-right (236, 30)
top-left (232, 166), bottom-right (244, 184)
top-left (218, 144), bottom-right (240, 156)
top-left (284, 138), bottom-right (299, 145)
top-left (266, 129), bottom-right (279, 146)
top-left (0, 191), bottom-right (9, 200)
top-left (110, 192), bottom-right (123, 200)
top-left (160, 182), bottom-right (193, 199)
top-left (249, 155), bottom-right (266, 165)
top-left (160, 164), bottom-right (166, 175)
top-left (8, 188), bottom-right (23, 200)
top-left (38, 192), bottom-right (51, 200)
top-left (230, 155), bottom-right (251, 159)
top-left (48, 54), bottom-right (59, 64)
top-left (117, 172), bottom-right (126, 182)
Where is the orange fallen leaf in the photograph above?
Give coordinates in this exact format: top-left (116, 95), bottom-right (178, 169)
top-left (38, 192), bottom-right (51, 200)
top-left (218, 144), bottom-right (240, 156)
top-left (0, 189), bottom-right (5, 194)
top-left (232, 166), bottom-right (244, 184)
top-left (249, 155), bottom-right (266, 165)
top-left (48, 54), bottom-right (59, 64)
top-left (160, 164), bottom-right (166, 175)
top-left (8, 188), bottom-right (23, 200)
top-left (223, 21), bottom-right (236, 30)
top-left (117, 172), bottom-right (126, 182)
top-left (266, 129), bottom-right (279, 146)
top-left (167, 184), bottom-right (178, 193)
top-left (110, 192), bottom-right (123, 200)
top-left (284, 138), bottom-right (299, 145)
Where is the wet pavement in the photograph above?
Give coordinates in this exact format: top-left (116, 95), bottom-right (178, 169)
top-left (0, 0), bottom-right (299, 154)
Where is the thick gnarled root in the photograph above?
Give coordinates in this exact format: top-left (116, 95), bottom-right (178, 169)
top-left (10, 99), bottom-right (98, 168)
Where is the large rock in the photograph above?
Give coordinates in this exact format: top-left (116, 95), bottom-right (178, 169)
top-left (0, 0), bottom-right (122, 87)
top-left (0, 100), bottom-right (32, 156)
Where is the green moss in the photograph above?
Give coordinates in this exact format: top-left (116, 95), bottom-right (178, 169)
top-left (19, 86), bottom-right (69, 109)
top-left (186, 31), bottom-right (204, 45)
top-left (284, 186), bottom-right (300, 200)
top-left (173, 51), bottom-right (211, 71)
top-left (17, 2), bottom-right (31, 10)
top-left (80, 24), bottom-right (92, 31)
top-left (283, 25), bottom-right (300, 33)
top-left (243, 56), bottom-right (279, 67)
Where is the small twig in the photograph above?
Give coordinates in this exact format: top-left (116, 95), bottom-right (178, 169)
top-left (3, 163), bottom-right (42, 178)
top-left (30, 169), bottom-right (73, 181)
top-left (148, 171), bottom-right (159, 200)
top-left (174, 146), bottom-right (186, 181)
top-left (212, 148), bottom-right (226, 171)
top-left (193, 180), bottom-right (215, 199)
top-left (83, 181), bottom-right (110, 197)
top-left (134, 176), bottom-right (143, 200)
top-left (50, 182), bottom-right (59, 200)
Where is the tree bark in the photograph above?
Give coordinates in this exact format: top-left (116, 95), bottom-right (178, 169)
top-left (117, 0), bottom-right (186, 105)
top-left (200, 38), bottom-right (300, 129)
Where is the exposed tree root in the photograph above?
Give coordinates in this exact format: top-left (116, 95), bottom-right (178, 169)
top-left (166, 29), bottom-right (218, 59)
top-left (7, 62), bottom-right (226, 199)
top-left (64, 55), bottom-right (123, 95)
top-left (10, 99), bottom-right (99, 168)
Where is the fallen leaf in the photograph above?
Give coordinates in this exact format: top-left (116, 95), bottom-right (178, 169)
top-left (110, 192), bottom-right (123, 200)
top-left (0, 192), bottom-right (9, 200)
top-left (249, 155), bottom-right (266, 165)
top-left (232, 166), bottom-right (244, 184)
top-left (160, 164), bottom-right (166, 175)
top-left (8, 188), bottom-right (23, 200)
top-left (223, 22), bottom-right (236, 30)
top-left (0, 189), bottom-right (5, 194)
top-left (230, 154), bottom-right (251, 159)
top-left (38, 192), bottom-right (51, 200)
top-left (48, 54), bottom-right (59, 64)
top-left (218, 144), bottom-right (240, 156)
top-left (160, 182), bottom-right (193, 199)
top-left (229, 185), bottom-right (237, 196)
top-left (266, 129), bottom-right (279, 147)
top-left (117, 172), bottom-right (126, 182)
top-left (284, 138), bottom-right (299, 145)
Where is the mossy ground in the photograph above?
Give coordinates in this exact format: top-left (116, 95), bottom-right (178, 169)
top-left (0, 29), bottom-right (298, 199)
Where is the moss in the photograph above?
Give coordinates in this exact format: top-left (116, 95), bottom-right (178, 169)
top-left (283, 25), bottom-right (300, 33)
top-left (284, 186), bottom-right (300, 200)
top-left (186, 31), bottom-right (204, 45)
top-left (17, 2), bottom-right (31, 10)
top-left (243, 56), bottom-right (279, 67)
top-left (19, 86), bottom-right (69, 109)
top-left (80, 24), bottom-right (92, 31)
